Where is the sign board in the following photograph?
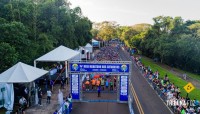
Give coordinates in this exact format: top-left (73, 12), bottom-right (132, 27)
top-left (70, 74), bottom-right (79, 99)
top-left (184, 82), bottom-right (195, 93)
top-left (120, 75), bottom-right (128, 101)
top-left (92, 42), bottom-right (99, 47)
top-left (70, 63), bottom-right (129, 73)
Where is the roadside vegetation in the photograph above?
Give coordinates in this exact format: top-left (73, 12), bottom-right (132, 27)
top-left (141, 57), bottom-right (200, 100)
top-left (0, 0), bottom-right (92, 72)
top-left (92, 16), bottom-right (200, 75)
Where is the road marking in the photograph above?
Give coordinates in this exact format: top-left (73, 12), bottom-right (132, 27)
top-left (133, 62), bottom-right (174, 114)
top-left (130, 82), bottom-right (144, 114)
top-left (119, 49), bottom-right (144, 114)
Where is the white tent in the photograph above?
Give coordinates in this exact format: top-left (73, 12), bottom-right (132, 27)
top-left (85, 43), bottom-right (93, 53)
top-left (0, 62), bottom-right (48, 111)
top-left (35, 45), bottom-right (80, 62)
top-left (92, 39), bottom-right (99, 43)
top-left (34, 45), bottom-right (80, 79)
top-left (78, 47), bottom-right (90, 60)
top-left (0, 62), bottom-right (48, 83)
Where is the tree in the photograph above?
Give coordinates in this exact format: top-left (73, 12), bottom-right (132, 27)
top-left (0, 42), bottom-right (18, 72)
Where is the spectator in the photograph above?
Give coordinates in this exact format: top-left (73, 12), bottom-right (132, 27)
top-left (58, 89), bottom-right (63, 107)
top-left (134, 55), bottom-right (200, 113)
top-left (47, 89), bottom-right (52, 104)
top-left (50, 80), bottom-right (54, 91)
top-left (44, 77), bottom-right (48, 92)
top-left (53, 110), bottom-right (58, 114)
top-left (60, 80), bottom-right (64, 89)
top-left (183, 73), bottom-right (187, 80)
top-left (64, 99), bottom-right (70, 114)
top-left (19, 96), bottom-right (27, 108)
top-left (59, 64), bottom-right (63, 73)
top-left (38, 88), bottom-right (43, 106)
top-left (61, 76), bottom-right (66, 86)
top-left (23, 87), bottom-right (29, 107)
top-left (66, 76), bottom-right (69, 86)
top-left (67, 93), bottom-right (72, 112)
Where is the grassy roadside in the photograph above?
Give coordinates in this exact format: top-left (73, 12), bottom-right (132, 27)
top-left (175, 69), bottom-right (200, 82)
top-left (141, 57), bottom-right (200, 100)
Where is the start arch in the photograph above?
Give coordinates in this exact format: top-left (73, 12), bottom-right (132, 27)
top-left (68, 61), bottom-right (131, 103)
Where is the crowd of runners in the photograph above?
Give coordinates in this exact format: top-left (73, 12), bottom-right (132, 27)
top-left (133, 56), bottom-right (200, 114)
top-left (82, 74), bottom-right (117, 93)
top-left (94, 46), bottom-right (120, 61)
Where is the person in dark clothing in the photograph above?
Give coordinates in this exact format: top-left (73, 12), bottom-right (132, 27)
top-left (98, 86), bottom-right (101, 97)
top-left (66, 77), bottom-right (69, 85)
top-left (38, 88), bottom-right (43, 106)
top-left (53, 110), bottom-right (58, 114)
top-left (50, 80), bottom-right (54, 91)
top-left (60, 80), bottom-right (64, 89)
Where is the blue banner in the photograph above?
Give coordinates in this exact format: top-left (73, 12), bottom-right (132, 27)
top-left (70, 74), bottom-right (79, 100)
top-left (70, 63), bottom-right (129, 73)
top-left (92, 42), bottom-right (99, 47)
top-left (120, 75), bottom-right (128, 101)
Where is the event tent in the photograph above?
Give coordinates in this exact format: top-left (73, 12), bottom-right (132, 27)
top-left (0, 62), bottom-right (48, 83)
top-left (78, 46), bottom-right (90, 60)
top-left (35, 45), bottom-right (80, 62)
top-left (84, 43), bottom-right (93, 53)
top-left (0, 62), bottom-right (48, 111)
top-left (34, 45), bottom-right (80, 79)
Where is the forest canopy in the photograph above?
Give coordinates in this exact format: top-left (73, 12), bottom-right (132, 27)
top-left (92, 17), bottom-right (200, 73)
top-left (0, 0), bottom-right (92, 72)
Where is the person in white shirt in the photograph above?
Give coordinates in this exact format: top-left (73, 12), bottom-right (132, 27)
top-left (167, 91), bottom-right (173, 100)
top-left (59, 64), bottom-right (63, 73)
top-left (19, 96), bottom-right (27, 108)
top-left (58, 89), bottom-right (63, 107)
top-left (47, 89), bottom-right (52, 104)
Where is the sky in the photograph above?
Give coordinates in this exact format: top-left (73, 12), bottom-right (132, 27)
top-left (70, 0), bottom-right (200, 26)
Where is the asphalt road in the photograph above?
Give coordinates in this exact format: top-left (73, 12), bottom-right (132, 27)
top-left (70, 102), bottom-right (129, 114)
top-left (119, 48), bottom-right (173, 114)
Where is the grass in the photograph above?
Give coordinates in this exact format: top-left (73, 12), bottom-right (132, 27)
top-left (175, 68), bottom-right (200, 82)
top-left (141, 57), bottom-right (200, 101)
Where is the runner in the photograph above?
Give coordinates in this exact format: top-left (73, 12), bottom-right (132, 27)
top-left (101, 78), bottom-right (105, 90)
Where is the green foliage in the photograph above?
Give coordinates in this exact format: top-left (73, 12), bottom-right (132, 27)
top-left (142, 57), bottom-right (200, 100)
top-left (92, 16), bottom-right (200, 75)
top-left (0, 42), bottom-right (18, 72)
top-left (0, 0), bottom-right (92, 72)
top-left (92, 21), bottom-right (118, 41)
top-left (137, 16), bottom-right (200, 74)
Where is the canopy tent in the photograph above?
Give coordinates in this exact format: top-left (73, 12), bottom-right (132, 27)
top-left (78, 47), bottom-right (90, 60)
top-left (0, 62), bottom-right (48, 111)
top-left (84, 43), bottom-right (93, 53)
top-left (92, 39), bottom-right (99, 43)
top-left (0, 62), bottom-right (48, 83)
top-left (35, 45), bottom-right (80, 62)
top-left (92, 39), bottom-right (100, 47)
top-left (34, 45), bottom-right (81, 79)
